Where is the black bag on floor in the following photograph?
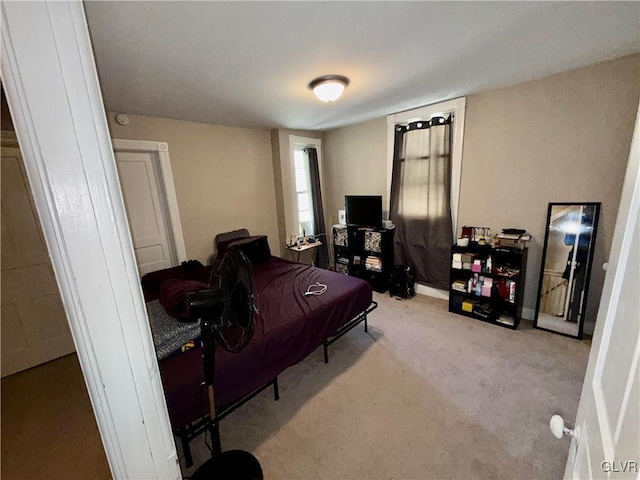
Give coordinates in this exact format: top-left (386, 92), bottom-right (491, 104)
top-left (389, 265), bottom-right (416, 299)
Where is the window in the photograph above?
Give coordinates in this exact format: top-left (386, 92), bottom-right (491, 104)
top-left (294, 148), bottom-right (314, 236)
top-left (288, 135), bottom-right (322, 239)
top-left (386, 98), bottom-right (466, 296)
top-left (395, 127), bottom-right (449, 219)
top-left (386, 97), bottom-right (466, 237)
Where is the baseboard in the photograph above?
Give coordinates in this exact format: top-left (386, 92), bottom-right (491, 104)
top-left (522, 307), bottom-right (536, 321)
top-left (415, 284), bottom-right (449, 301)
top-left (583, 321), bottom-right (595, 336)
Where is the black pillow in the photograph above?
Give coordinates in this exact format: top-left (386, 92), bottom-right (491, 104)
top-left (215, 229), bottom-right (250, 254)
top-left (228, 235), bottom-right (271, 264)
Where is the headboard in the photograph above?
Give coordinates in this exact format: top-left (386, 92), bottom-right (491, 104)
top-left (210, 228), bottom-right (250, 265)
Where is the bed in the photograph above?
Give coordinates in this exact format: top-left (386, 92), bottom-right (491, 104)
top-left (142, 232), bottom-right (375, 466)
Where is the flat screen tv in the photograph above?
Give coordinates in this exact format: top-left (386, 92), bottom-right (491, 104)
top-left (345, 195), bottom-right (382, 229)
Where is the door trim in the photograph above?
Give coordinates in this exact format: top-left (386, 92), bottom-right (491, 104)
top-left (565, 101), bottom-right (640, 478)
top-left (592, 152), bottom-right (640, 462)
top-left (112, 139), bottom-right (187, 266)
top-left (591, 108), bottom-right (640, 465)
top-left (1, 2), bottom-right (180, 478)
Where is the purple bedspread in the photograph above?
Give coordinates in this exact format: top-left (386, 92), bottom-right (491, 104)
top-left (151, 256), bottom-right (372, 429)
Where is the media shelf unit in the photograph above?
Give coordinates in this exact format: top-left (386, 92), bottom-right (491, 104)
top-left (449, 244), bottom-right (528, 330)
top-left (333, 225), bottom-right (394, 293)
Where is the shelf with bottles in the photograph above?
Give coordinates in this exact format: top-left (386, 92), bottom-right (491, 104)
top-left (451, 252), bottom-right (521, 278)
top-left (451, 272), bottom-right (519, 302)
top-left (449, 244), bottom-right (527, 330)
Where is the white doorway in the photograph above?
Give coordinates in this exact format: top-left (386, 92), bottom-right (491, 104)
top-left (2, 3), bottom-right (181, 476)
top-left (1, 132), bottom-right (75, 376)
top-left (112, 139), bottom-right (186, 276)
top-left (563, 104), bottom-right (639, 478)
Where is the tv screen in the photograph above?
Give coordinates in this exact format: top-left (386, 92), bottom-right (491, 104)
top-left (345, 195), bottom-right (382, 229)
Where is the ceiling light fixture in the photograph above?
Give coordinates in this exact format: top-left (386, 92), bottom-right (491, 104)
top-left (308, 75), bottom-right (350, 103)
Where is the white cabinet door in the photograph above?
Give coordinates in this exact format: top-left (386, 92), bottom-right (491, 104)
top-left (114, 151), bottom-right (175, 276)
top-left (1, 146), bottom-right (75, 377)
top-left (564, 104), bottom-right (640, 479)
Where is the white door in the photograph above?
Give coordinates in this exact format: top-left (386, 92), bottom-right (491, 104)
top-left (114, 150), bottom-right (175, 275)
top-left (563, 104), bottom-right (640, 479)
top-left (1, 144), bottom-right (75, 377)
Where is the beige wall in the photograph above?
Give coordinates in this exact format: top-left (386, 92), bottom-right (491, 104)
top-left (460, 54), bottom-right (639, 329)
top-left (323, 117), bottom-right (388, 228)
top-left (107, 113), bottom-right (280, 263)
top-left (323, 54), bottom-right (640, 332)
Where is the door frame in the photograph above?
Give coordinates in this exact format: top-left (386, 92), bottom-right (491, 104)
top-left (112, 139), bottom-right (187, 267)
top-left (1, 2), bottom-right (180, 478)
top-left (564, 101), bottom-right (640, 477)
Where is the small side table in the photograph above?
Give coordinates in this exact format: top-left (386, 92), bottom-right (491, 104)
top-left (287, 242), bottom-right (322, 266)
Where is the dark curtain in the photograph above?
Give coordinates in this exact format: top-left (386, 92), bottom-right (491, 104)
top-left (389, 116), bottom-right (453, 289)
top-left (307, 148), bottom-right (329, 269)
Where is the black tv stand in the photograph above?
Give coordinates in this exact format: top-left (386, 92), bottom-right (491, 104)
top-left (332, 224), bottom-right (394, 293)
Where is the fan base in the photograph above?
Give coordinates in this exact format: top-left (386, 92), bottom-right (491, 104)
top-left (190, 450), bottom-right (263, 480)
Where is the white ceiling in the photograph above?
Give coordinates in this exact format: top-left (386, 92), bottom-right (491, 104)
top-left (84, 2), bottom-right (639, 131)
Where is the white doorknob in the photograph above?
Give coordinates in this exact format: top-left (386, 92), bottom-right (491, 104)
top-left (550, 414), bottom-right (575, 439)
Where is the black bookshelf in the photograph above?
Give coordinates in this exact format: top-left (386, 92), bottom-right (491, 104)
top-left (333, 225), bottom-right (394, 293)
top-left (449, 243), bottom-right (527, 330)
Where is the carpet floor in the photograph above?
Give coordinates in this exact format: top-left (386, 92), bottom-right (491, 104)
top-left (182, 292), bottom-right (590, 479)
top-left (0, 292), bottom-right (590, 479)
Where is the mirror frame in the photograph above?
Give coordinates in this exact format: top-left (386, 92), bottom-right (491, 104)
top-left (534, 202), bottom-right (601, 339)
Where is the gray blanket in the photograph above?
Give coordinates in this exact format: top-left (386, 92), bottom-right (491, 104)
top-left (146, 300), bottom-right (200, 360)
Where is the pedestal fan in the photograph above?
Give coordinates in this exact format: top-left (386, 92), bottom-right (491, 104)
top-left (187, 248), bottom-right (263, 480)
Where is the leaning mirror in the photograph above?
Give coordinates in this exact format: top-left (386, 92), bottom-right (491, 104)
top-left (534, 203), bottom-right (600, 339)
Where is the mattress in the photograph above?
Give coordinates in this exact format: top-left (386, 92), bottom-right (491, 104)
top-left (151, 256), bottom-right (372, 429)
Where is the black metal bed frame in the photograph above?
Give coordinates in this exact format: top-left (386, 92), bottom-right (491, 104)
top-left (176, 300), bottom-right (377, 468)
top-left (176, 377), bottom-right (279, 467)
top-left (323, 300), bottom-right (378, 363)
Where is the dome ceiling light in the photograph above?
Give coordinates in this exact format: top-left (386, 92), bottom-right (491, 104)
top-left (308, 75), bottom-right (350, 103)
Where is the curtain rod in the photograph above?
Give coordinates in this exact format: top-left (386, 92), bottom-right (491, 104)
top-left (395, 114), bottom-right (453, 132)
